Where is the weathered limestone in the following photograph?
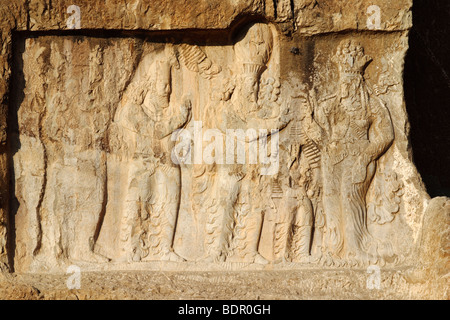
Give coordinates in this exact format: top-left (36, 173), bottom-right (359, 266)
top-left (0, 0), bottom-right (447, 299)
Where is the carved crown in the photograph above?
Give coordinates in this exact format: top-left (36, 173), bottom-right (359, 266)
top-left (242, 63), bottom-right (266, 76)
top-left (155, 60), bottom-right (171, 82)
top-left (332, 40), bottom-right (372, 77)
top-left (234, 23), bottom-right (274, 75)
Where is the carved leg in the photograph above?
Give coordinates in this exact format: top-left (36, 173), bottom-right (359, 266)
top-left (118, 160), bottom-right (143, 262)
top-left (227, 180), bottom-right (268, 265)
top-left (273, 222), bottom-right (291, 263)
top-left (243, 208), bottom-right (267, 264)
top-left (72, 152), bottom-right (109, 263)
top-left (148, 166), bottom-right (185, 262)
top-left (291, 226), bottom-right (313, 263)
top-left (311, 203), bottom-right (325, 260)
top-left (342, 161), bottom-right (396, 265)
top-left (204, 202), bottom-right (235, 263)
top-left (203, 168), bottom-right (240, 263)
top-left (18, 136), bottom-right (45, 257)
top-left (31, 159), bottom-right (65, 269)
top-left (343, 161), bottom-right (375, 264)
top-left (53, 162), bottom-right (73, 262)
top-left (321, 160), bottom-right (344, 261)
top-left (289, 195), bottom-right (313, 262)
top-left (191, 166), bottom-right (222, 262)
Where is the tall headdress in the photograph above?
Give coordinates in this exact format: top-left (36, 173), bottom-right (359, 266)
top-left (234, 23), bottom-right (274, 77)
top-left (332, 40), bottom-right (372, 78)
top-left (155, 60), bottom-right (171, 84)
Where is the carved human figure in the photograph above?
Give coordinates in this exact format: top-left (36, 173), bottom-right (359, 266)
top-left (266, 175), bottom-right (301, 263)
top-left (285, 146), bottom-right (315, 263)
top-left (201, 23), bottom-right (290, 264)
top-left (114, 45), bottom-right (190, 262)
top-left (266, 125), bottom-right (321, 264)
top-left (15, 41), bottom-right (110, 268)
top-left (38, 43), bottom-right (110, 264)
top-left (16, 44), bottom-right (48, 262)
top-left (287, 109), bottom-right (324, 263)
top-left (70, 44), bottom-right (110, 263)
top-left (302, 40), bottom-right (395, 265)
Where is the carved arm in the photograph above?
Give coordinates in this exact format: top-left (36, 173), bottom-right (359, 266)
top-left (155, 98), bottom-right (192, 139)
top-left (363, 97), bottom-right (395, 163)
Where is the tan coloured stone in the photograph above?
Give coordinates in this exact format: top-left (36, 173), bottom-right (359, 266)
top-left (0, 0), bottom-right (447, 300)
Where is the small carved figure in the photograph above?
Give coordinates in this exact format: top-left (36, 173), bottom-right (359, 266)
top-left (276, 118), bottom-right (322, 263)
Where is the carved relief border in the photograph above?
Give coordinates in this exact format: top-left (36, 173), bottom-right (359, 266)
top-left (0, 0), bottom-right (415, 272)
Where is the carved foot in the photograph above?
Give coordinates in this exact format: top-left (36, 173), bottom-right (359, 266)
top-left (362, 237), bottom-right (398, 266)
top-left (159, 251), bottom-right (186, 262)
top-left (309, 252), bottom-right (323, 264)
top-left (73, 251), bottom-right (111, 264)
top-left (30, 252), bottom-right (69, 272)
top-left (319, 253), bottom-right (346, 267)
top-left (273, 256), bottom-right (289, 264)
top-left (291, 255), bottom-right (311, 264)
top-left (227, 252), bottom-right (269, 265)
top-left (253, 253), bottom-right (269, 265)
top-left (201, 253), bottom-right (226, 263)
top-left (403, 267), bottom-right (429, 284)
top-left (115, 247), bottom-right (141, 263)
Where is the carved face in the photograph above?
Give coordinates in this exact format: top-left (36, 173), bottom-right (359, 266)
top-left (242, 74), bottom-right (259, 104)
top-left (156, 80), bottom-right (171, 98)
top-left (339, 76), bottom-right (362, 101)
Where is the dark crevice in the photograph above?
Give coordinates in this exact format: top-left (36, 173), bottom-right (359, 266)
top-left (7, 32), bottom-right (26, 272)
top-left (93, 158), bottom-right (108, 247)
top-left (290, 0), bottom-right (295, 21)
top-left (404, 0), bottom-right (450, 197)
top-left (273, 0), bottom-right (278, 19)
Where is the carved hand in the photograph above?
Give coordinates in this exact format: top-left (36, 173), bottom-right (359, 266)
top-left (373, 84), bottom-right (387, 96)
top-left (352, 153), bottom-right (371, 184)
top-left (279, 103), bottom-right (293, 127)
top-left (180, 96), bottom-right (192, 121)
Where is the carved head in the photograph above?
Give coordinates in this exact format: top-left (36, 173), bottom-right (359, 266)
top-left (332, 40), bottom-right (372, 79)
top-left (234, 23), bottom-right (274, 106)
top-left (234, 23), bottom-right (274, 69)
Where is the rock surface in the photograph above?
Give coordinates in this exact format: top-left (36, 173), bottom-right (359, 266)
top-left (0, 0), bottom-right (447, 300)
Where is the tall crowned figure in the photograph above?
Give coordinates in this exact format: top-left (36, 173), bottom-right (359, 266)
top-left (200, 22), bottom-right (290, 264)
top-left (303, 40), bottom-right (396, 265)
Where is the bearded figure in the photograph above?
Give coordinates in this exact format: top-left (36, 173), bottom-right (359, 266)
top-left (114, 45), bottom-right (190, 262)
top-left (200, 23), bottom-right (290, 264)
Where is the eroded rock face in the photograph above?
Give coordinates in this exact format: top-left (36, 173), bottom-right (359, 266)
top-left (0, 0), bottom-right (447, 298)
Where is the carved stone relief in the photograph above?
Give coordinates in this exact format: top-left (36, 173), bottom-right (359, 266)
top-left (5, 22), bottom-right (422, 274)
top-left (0, 4), bottom-right (442, 301)
top-left (0, 0), bottom-right (447, 301)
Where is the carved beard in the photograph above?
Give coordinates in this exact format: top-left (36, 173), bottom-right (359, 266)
top-left (339, 75), bottom-right (363, 112)
top-left (241, 74), bottom-right (260, 112)
top-left (155, 93), bottom-right (170, 108)
top-left (141, 90), bottom-right (170, 121)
